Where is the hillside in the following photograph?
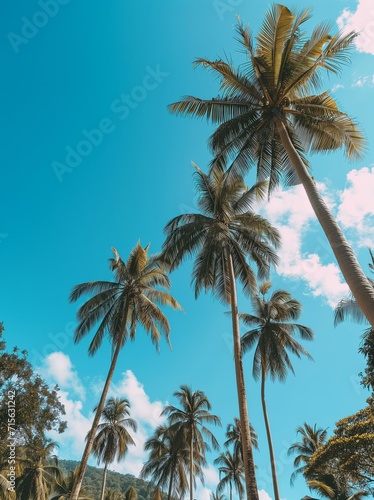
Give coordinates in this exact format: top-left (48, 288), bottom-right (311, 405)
top-left (58, 459), bottom-right (170, 500)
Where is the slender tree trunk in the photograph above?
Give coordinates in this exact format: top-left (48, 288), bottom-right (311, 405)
top-left (70, 336), bottom-right (126, 500)
top-left (225, 246), bottom-right (259, 500)
top-left (275, 118), bottom-right (374, 328)
top-left (99, 462), bottom-right (108, 500)
top-left (230, 481), bottom-right (233, 500)
top-left (167, 467), bottom-right (174, 500)
top-left (190, 428), bottom-right (194, 500)
top-left (260, 365), bottom-right (280, 500)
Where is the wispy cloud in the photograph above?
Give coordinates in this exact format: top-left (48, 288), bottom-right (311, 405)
top-left (337, 0), bottom-right (374, 55)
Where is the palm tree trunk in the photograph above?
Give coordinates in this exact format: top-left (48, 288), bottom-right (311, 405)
top-left (261, 364), bottom-right (280, 500)
top-left (275, 118), bottom-right (374, 328)
top-left (190, 428), bottom-right (194, 500)
top-left (230, 480), bottom-right (233, 500)
top-left (167, 468), bottom-right (174, 500)
top-left (225, 246), bottom-right (259, 500)
top-left (99, 462), bottom-right (108, 500)
top-left (70, 330), bottom-right (127, 500)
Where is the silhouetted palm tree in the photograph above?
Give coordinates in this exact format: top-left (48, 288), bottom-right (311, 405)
top-left (288, 423), bottom-right (328, 485)
top-left (91, 398), bottom-right (137, 500)
top-left (224, 418), bottom-right (258, 461)
top-left (241, 282), bottom-right (313, 500)
top-left (162, 165), bottom-right (280, 500)
top-left (162, 385), bottom-right (221, 500)
top-left (215, 451), bottom-right (245, 500)
top-left (69, 243), bottom-right (181, 500)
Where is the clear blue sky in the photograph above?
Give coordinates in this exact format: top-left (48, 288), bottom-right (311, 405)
top-left (1, 1), bottom-right (374, 499)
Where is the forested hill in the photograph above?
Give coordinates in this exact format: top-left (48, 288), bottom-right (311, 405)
top-left (58, 459), bottom-right (170, 499)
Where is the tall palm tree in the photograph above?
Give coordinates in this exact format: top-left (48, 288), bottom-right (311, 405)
top-left (162, 385), bottom-right (221, 500)
top-left (16, 438), bottom-right (62, 500)
top-left (214, 451), bottom-right (245, 500)
top-left (169, 4), bottom-right (374, 328)
top-left (288, 423), bottom-right (328, 485)
top-left (240, 282), bottom-right (313, 500)
top-left (69, 243), bottom-right (182, 500)
top-left (141, 424), bottom-right (194, 500)
top-left (224, 417), bottom-right (258, 461)
top-left (162, 165), bottom-right (280, 500)
top-left (91, 398), bottom-right (137, 500)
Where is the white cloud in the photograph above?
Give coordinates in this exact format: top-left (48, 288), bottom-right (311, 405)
top-left (261, 183), bottom-right (349, 308)
top-left (259, 490), bottom-right (273, 500)
top-left (337, 166), bottom-right (374, 247)
top-left (337, 0), bottom-right (374, 55)
top-left (43, 351), bottom-right (85, 400)
top-left (49, 389), bottom-right (93, 457)
top-left (332, 83), bottom-right (344, 92)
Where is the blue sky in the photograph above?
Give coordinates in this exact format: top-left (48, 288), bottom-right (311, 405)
top-left (1, 0), bottom-right (374, 499)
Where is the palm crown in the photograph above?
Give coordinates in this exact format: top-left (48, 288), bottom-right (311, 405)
top-left (162, 165), bottom-right (280, 302)
top-left (170, 4), bottom-right (364, 190)
top-left (70, 243), bottom-right (182, 355)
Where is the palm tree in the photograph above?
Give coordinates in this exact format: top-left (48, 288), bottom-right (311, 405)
top-left (104, 489), bottom-right (124, 500)
top-left (69, 243), bottom-right (182, 500)
top-left (224, 417), bottom-right (258, 461)
top-left (211, 492), bottom-right (227, 500)
top-left (169, 4), bottom-right (374, 328)
top-left (141, 424), bottom-right (193, 499)
top-left (335, 249), bottom-right (374, 390)
top-left (162, 165), bottom-right (280, 500)
top-left (16, 438), bottom-right (62, 500)
top-left (240, 282), bottom-right (313, 500)
top-left (162, 385), bottom-right (221, 500)
top-left (215, 451), bottom-right (245, 500)
top-left (304, 474), bottom-right (368, 500)
top-left (50, 469), bottom-right (92, 499)
top-left (288, 423), bottom-right (328, 485)
top-left (91, 398), bottom-right (137, 500)
top-left (124, 486), bottom-right (137, 500)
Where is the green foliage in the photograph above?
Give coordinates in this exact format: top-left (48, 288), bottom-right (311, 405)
top-left (0, 326), bottom-right (67, 446)
top-left (58, 460), bottom-right (169, 500)
top-left (306, 399), bottom-right (374, 494)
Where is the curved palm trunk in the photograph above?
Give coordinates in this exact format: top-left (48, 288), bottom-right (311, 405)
top-left (276, 118), bottom-right (374, 328)
top-left (225, 246), bottom-right (259, 500)
top-left (190, 428), bottom-right (194, 500)
top-left (70, 335), bottom-right (126, 500)
top-left (260, 364), bottom-right (280, 500)
top-left (99, 462), bottom-right (108, 500)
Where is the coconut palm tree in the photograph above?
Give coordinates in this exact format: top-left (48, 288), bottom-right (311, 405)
top-left (162, 385), bottom-right (221, 500)
top-left (103, 489), bottom-right (123, 500)
top-left (240, 282), bottom-right (313, 500)
top-left (224, 418), bottom-right (258, 461)
top-left (141, 425), bottom-right (195, 500)
top-left (169, 4), bottom-right (374, 328)
top-left (162, 165), bottom-right (280, 500)
top-left (69, 243), bottom-right (182, 500)
top-left (211, 492), bottom-right (227, 500)
top-left (16, 438), bottom-right (62, 500)
top-left (91, 398), bottom-right (137, 500)
top-left (50, 469), bottom-right (92, 499)
top-left (124, 486), bottom-right (137, 500)
top-left (215, 451), bottom-right (245, 500)
top-left (288, 423), bottom-right (328, 485)
top-left (334, 249), bottom-right (374, 390)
